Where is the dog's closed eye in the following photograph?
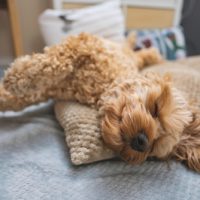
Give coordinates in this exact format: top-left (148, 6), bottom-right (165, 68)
top-left (150, 102), bottom-right (158, 118)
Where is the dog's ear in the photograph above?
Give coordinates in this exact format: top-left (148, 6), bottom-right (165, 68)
top-left (158, 73), bottom-right (172, 110)
top-left (173, 108), bottom-right (200, 173)
top-left (157, 82), bottom-right (172, 114)
top-left (100, 88), bottom-right (126, 152)
top-left (146, 79), bottom-right (172, 119)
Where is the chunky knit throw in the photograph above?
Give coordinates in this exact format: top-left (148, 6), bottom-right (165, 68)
top-left (55, 56), bottom-right (200, 165)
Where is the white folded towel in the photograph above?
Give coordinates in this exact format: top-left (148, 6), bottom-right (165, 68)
top-left (39, 0), bottom-right (125, 45)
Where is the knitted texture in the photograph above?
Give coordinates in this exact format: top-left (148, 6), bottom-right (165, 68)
top-left (54, 101), bottom-right (115, 165)
top-left (142, 61), bottom-right (200, 104)
top-left (55, 56), bottom-right (200, 165)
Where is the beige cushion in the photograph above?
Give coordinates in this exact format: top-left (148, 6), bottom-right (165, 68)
top-left (54, 102), bottom-right (115, 165)
top-left (55, 56), bottom-right (200, 165)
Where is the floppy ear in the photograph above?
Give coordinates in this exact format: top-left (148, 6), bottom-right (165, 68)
top-left (173, 108), bottom-right (200, 173)
top-left (145, 74), bottom-right (173, 119)
top-left (100, 91), bottom-right (125, 152)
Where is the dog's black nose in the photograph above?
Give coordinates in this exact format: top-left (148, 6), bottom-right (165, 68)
top-left (130, 132), bottom-right (148, 152)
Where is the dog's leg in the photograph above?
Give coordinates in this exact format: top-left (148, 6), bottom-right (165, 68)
top-left (135, 48), bottom-right (164, 70)
top-left (0, 83), bottom-right (49, 111)
top-left (173, 108), bottom-right (200, 172)
top-left (2, 33), bottom-right (101, 100)
top-left (0, 84), bottom-right (28, 111)
top-left (2, 52), bottom-right (73, 97)
top-left (150, 134), bottom-right (179, 159)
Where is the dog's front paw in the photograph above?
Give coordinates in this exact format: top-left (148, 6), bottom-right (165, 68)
top-left (3, 55), bottom-right (34, 96)
top-left (150, 135), bottom-right (178, 159)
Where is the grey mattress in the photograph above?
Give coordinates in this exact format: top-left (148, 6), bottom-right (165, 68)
top-left (0, 102), bottom-right (200, 200)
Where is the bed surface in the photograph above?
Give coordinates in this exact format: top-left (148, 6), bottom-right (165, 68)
top-left (1, 57), bottom-right (200, 200)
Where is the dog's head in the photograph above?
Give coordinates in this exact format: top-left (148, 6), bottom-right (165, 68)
top-left (100, 73), bottom-right (192, 164)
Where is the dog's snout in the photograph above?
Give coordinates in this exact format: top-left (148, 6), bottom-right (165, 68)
top-left (130, 132), bottom-right (149, 152)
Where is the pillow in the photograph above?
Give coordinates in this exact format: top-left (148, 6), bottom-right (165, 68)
top-left (54, 57), bottom-right (200, 165)
top-left (39, 0), bottom-right (125, 45)
top-left (128, 27), bottom-right (187, 60)
top-left (54, 102), bottom-right (115, 165)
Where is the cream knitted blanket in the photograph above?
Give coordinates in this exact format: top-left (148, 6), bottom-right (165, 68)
top-left (55, 56), bottom-right (200, 165)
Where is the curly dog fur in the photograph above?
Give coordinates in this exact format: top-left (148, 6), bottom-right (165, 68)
top-left (0, 33), bottom-right (200, 172)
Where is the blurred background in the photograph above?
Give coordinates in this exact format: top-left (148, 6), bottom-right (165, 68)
top-left (0, 0), bottom-right (199, 69)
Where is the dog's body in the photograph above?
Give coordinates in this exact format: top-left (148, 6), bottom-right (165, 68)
top-left (0, 33), bottom-right (200, 172)
top-left (0, 33), bottom-right (159, 109)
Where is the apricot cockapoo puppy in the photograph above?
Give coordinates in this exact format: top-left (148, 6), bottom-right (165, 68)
top-left (0, 33), bottom-right (200, 172)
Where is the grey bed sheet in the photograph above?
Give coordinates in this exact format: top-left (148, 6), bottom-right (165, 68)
top-left (0, 102), bottom-right (199, 200)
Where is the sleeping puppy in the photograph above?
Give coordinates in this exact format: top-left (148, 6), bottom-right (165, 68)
top-left (0, 33), bottom-right (199, 172)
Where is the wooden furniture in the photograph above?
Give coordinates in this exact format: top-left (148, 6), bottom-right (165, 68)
top-left (52, 0), bottom-right (183, 29)
top-left (6, 0), bottom-right (23, 56)
top-left (2, 0), bottom-right (51, 57)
